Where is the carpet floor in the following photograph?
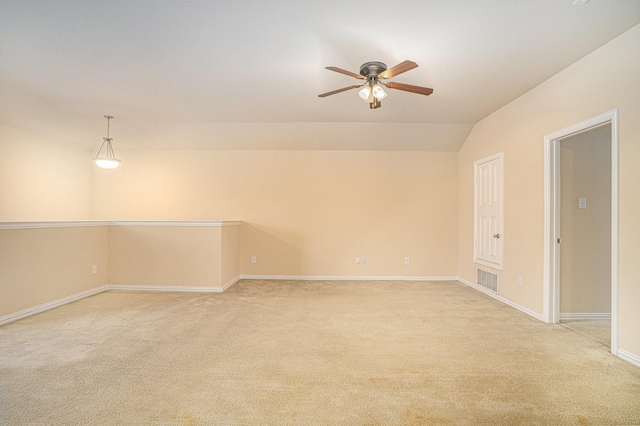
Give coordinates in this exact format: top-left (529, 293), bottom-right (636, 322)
top-left (560, 320), bottom-right (611, 347)
top-left (1, 280), bottom-right (639, 425)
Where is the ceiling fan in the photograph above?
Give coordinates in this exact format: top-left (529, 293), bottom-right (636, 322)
top-left (318, 60), bottom-right (433, 109)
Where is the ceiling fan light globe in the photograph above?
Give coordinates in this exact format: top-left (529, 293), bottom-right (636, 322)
top-left (372, 84), bottom-right (387, 100)
top-left (358, 85), bottom-right (372, 101)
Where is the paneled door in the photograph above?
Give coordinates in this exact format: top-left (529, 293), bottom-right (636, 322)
top-left (474, 153), bottom-right (504, 270)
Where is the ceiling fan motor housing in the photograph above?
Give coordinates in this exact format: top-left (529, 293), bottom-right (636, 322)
top-left (359, 61), bottom-right (387, 78)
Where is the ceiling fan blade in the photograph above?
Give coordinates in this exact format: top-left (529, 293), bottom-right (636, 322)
top-left (325, 66), bottom-right (366, 80)
top-left (385, 82), bottom-right (433, 96)
top-left (318, 85), bottom-right (361, 98)
top-left (379, 60), bottom-right (418, 79)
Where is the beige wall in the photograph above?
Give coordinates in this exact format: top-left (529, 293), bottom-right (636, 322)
top-left (108, 225), bottom-right (224, 288)
top-left (0, 124), bottom-right (93, 221)
top-left (458, 24), bottom-right (640, 355)
top-left (0, 222), bottom-right (240, 321)
top-left (93, 150), bottom-right (459, 278)
top-left (0, 226), bottom-right (108, 317)
top-left (221, 225), bottom-right (241, 287)
top-left (560, 126), bottom-right (611, 314)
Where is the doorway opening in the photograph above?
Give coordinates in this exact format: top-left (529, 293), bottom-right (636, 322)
top-left (543, 109), bottom-right (619, 355)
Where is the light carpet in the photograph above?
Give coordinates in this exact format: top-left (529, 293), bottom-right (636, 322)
top-left (1, 280), bottom-right (639, 425)
top-left (561, 320), bottom-right (612, 347)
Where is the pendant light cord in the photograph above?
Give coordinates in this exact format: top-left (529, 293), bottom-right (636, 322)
top-left (104, 115), bottom-right (113, 140)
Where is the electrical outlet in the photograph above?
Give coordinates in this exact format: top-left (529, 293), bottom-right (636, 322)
top-left (360, 257), bottom-right (366, 265)
top-left (355, 257), bottom-right (360, 264)
top-left (92, 264), bottom-right (98, 274)
top-left (251, 256), bottom-right (257, 264)
top-left (404, 257), bottom-right (410, 265)
top-left (517, 277), bottom-right (523, 287)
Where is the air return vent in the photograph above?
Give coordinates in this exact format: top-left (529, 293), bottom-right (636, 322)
top-left (477, 268), bottom-right (498, 293)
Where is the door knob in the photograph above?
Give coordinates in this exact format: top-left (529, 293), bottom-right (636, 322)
top-left (493, 234), bottom-right (500, 239)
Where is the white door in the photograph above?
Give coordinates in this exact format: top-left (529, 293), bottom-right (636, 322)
top-left (474, 153), bottom-right (503, 270)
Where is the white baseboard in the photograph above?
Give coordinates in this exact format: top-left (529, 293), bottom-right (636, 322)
top-left (221, 276), bottom-right (241, 291)
top-left (0, 285), bottom-right (108, 326)
top-left (107, 275), bottom-right (241, 293)
top-left (559, 313), bottom-right (612, 321)
top-left (239, 275), bottom-right (458, 281)
top-left (457, 277), bottom-right (544, 322)
top-left (107, 284), bottom-right (226, 293)
top-left (618, 349), bottom-right (640, 368)
top-left (106, 275), bottom-right (241, 293)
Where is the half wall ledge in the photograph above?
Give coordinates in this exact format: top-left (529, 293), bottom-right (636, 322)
top-left (0, 220), bottom-right (242, 230)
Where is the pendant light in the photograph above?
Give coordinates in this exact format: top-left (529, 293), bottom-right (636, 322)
top-left (94, 115), bottom-right (121, 169)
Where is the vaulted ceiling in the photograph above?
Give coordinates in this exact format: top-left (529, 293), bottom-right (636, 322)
top-left (1, 1), bottom-right (639, 151)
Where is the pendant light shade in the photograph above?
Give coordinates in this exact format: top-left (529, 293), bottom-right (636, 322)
top-left (94, 115), bottom-right (120, 169)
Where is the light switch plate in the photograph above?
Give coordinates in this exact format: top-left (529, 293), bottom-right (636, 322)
top-left (578, 198), bottom-right (587, 209)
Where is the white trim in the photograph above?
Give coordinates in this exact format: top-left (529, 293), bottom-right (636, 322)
top-left (221, 276), bottom-right (241, 291)
top-left (106, 284), bottom-right (225, 293)
top-left (618, 349), bottom-right (640, 368)
top-left (472, 258), bottom-right (503, 272)
top-left (457, 277), bottom-right (544, 322)
top-left (0, 285), bottom-right (108, 326)
top-left (109, 221), bottom-right (242, 227)
top-left (239, 275), bottom-right (459, 281)
top-left (0, 220), bottom-right (242, 230)
top-left (0, 221), bottom-right (110, 230)
top-left (543, 108), bottom-right (619, 356)
top-left (559, 313), bottom-right (611, 321)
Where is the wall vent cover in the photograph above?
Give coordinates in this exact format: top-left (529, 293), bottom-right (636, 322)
top-left (477, 268), bottom-right (499, 293)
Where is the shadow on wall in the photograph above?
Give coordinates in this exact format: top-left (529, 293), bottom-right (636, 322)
top-left (240, 223), bottom-right (309, 276)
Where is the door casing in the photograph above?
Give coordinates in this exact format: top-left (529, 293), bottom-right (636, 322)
top-left (543, 108), bottom-right (619, 355)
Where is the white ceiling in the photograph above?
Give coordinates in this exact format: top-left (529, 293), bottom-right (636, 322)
top-left (1, 1), bottom-right (639, 151)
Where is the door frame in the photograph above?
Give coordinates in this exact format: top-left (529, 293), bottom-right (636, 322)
top-left (543, 108), bottom-right (619, 355)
